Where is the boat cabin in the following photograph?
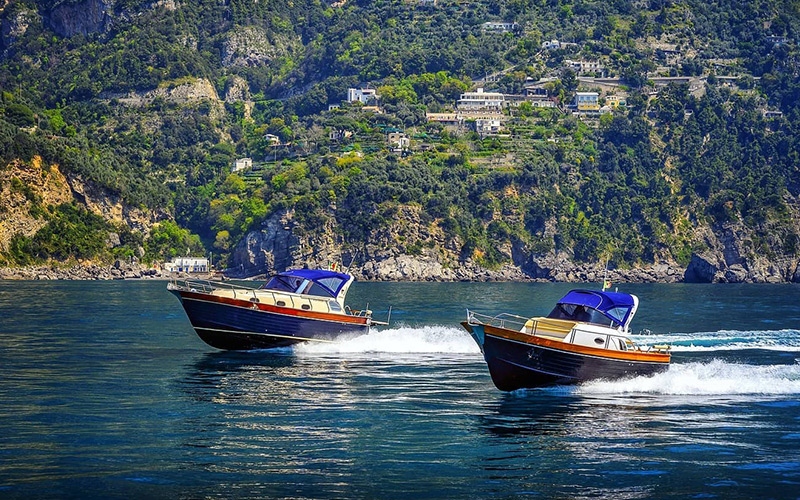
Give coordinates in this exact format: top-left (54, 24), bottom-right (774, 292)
top-left (546, 289), bottom-right (639, 333)
top-left (260, 269), bottom-right (354, 307)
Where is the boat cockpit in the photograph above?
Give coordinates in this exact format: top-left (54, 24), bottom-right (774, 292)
top-left (546, 303), bottom-right (617, 328)
top-left (262, 275), bottom-right (335, 298)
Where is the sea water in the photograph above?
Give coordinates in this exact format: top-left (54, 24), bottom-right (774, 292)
top-left (0, 280), bottom-right (799, 499)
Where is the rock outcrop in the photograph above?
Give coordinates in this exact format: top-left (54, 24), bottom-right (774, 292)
top-left (226, 208), bottom-right (688, 282)
top-left (1, 5), bottom-right (40, 53)
top-left (47, 0), bottom-right (113, 38)
top-left (220, 25), bottom-right (300, 68)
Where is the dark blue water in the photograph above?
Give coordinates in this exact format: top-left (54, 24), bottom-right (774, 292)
top-left (1, 281), bottom-right (799, 499)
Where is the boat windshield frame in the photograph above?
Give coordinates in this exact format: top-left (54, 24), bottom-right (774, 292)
top-left (546, 289), bottom-right (638, 331)
top-left (260, 269), bottom-right (352, 299)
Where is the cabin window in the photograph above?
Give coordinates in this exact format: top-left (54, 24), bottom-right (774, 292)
top-left (606, 306), bottom-right (629, 324)
top-left (547, 304), bottom-right (615, 327)
top-left (304, 282), bottom-right (335, 298)
top-left (263, 276), bottom-right (302, 292)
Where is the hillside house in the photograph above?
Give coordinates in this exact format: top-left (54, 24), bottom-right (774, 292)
top-left (474, 118), bottom-right (503, 136)
top-left (482, 22), bottom-right (519, 33)
top-left (458, 88), bottom-right (504, 111)
top-left (565, 59), bottom-right (605, 76)
top-left (387, 132), bottom-right (410, 152)
top-left (542, 40), bottom-right (561, 50)
top-left (232, 157), bottom-right (252, 173)
top-left (347, 88), bottom-right (379, 105)
top-left (329, 129), bottom-right (354, 142)
top-left (574, 92), bottom-right (600, 112)
top-left (426, 113), bottom-right (463, 130)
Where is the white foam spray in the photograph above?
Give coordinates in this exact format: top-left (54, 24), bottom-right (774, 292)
top-left (294, 324), bottom-right (480, 355)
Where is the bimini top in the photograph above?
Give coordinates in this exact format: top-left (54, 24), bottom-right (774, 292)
top-left (261, 269), bottom-right (354, 302)
top-left (546, 289), bottom-right (639, 332)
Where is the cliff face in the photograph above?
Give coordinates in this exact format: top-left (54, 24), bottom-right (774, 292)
top-left (47, 0), bottom-right (113, 38)
top-left (226, 205), bottom-right (800, 283)
top-left (683, 220), bottom-right (800, 283)
top-left (0, 157), bottom-right (73, 252)
top-left (0, 156), bottom-right (165, 256)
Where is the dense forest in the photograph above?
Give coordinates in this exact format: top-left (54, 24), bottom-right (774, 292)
top-left (1, 0), bottom-right (800, 280)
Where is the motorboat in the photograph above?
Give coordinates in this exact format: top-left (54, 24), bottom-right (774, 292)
top-left (461, 288), bottom-right (670, 391)
top-left (168, 268), bottom-right (387, 350)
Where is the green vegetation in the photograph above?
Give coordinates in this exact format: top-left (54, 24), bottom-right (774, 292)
top-left (0, 0), bottom-right (799, 270)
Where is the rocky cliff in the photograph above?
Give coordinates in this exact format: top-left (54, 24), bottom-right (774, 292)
top-left (226, 206), bottom-right (800, 283)
top-left (0, 155), bottom-right (165, 258)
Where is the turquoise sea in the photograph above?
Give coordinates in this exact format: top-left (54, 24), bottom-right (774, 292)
top-left (1, 280), bottom-right (799, 499)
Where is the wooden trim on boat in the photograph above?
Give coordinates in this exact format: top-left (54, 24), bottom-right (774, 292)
top-left (178, 289), bottom-right (370, 326)
top-left (482, 324), bottom-right (671, 363)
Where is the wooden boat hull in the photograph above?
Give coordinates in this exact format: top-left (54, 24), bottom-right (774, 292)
top-left (172, 289), bottom-right (370, 350)
top-left (462, 322), bottom-right (670, 391)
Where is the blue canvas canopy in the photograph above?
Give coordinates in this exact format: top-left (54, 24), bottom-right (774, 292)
top-left (549, 289), bottom-right (639, 331)
top-left (261, 269), bottom-right (353, 299)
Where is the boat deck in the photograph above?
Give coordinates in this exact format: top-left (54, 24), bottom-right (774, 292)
top-left (466, 310), bottom-right (670, 353)
top-left (168, 278), bottom-right (371, 317)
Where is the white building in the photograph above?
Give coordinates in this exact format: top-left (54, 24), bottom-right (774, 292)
top-left (387, 132), bottom-right (410, 151)
top-left (165, 257), bottom-right (209, 273)
top-left (482, 22), bottom-right (518, 33)
top-left (475, 118), bottom-right (503, 136)
top-left (457, 88), bottom-right (504, 111)
top-left (564, 59), bottom-right (604, 75)
top-left (347, 88), bottom-right (379, 105)
top-left (232, 157), bottom-right (252, 173)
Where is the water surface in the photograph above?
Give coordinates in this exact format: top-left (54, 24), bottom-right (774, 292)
top-left (1, 281), bottom-right (799, 498)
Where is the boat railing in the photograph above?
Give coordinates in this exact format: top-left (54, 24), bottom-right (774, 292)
top-left (466, 310), bottom-right (529, 330)
top-left (467, 310), bottom-right (575, 334)
top-left (168, 277), bottom-right (262, 297)
top-left (168, 277), bottom-right (366, 317)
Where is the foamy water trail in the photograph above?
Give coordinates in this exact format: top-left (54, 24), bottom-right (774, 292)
top-left (632, 329), bottom-right (800, 352)
top-left (294, 324), bottom-right (480, 355)
top-left (578, 359), bottom-right (800, 396)
top-left (294, 325), bottom-right (800, 396)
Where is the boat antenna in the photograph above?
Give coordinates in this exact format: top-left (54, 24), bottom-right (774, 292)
top-left (344, 249), bottom-right (359, 274)
top-left (601, 255), bottom-right (611, 291)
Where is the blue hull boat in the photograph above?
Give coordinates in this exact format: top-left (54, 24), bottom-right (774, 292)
top-left (169, 269), bottom-right (383, 350)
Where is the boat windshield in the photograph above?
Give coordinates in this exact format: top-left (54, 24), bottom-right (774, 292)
top-left (261, 271), bottom-right (346, 299)
top-left (547, 303), bottom-right (615, 328)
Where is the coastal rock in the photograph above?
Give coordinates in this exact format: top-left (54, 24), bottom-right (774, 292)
top-left (48, 0), bottom-right (113, 38)
top-left (683, 253), bottom-right (722, 283)
top-left (724, 264), bottom-right (748, 283)
top-left (0, 262), bottom-right (167, 280)
top-left (228, 212), bottom-right (299, 278)
top-left (102, 78), bottom-right (222, 107)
